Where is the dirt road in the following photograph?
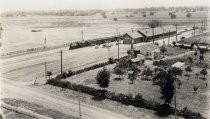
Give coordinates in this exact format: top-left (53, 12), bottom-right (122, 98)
top-left (1, 79), bottom-right (129, 119)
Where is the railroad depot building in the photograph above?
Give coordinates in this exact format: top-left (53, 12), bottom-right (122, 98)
top-left (122, 31), bottom-right (144, 44)
top-left (122, 25), bottom-right (176, 44)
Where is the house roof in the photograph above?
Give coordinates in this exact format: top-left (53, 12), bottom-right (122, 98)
top-left (139, 43), bottom-right (159, 54)
top-left (138, 25), bottom-right (176, 37)
top-left (172, 62), bottom-right (185, 68)
top-left (123, 31), bottom-right (143, 39)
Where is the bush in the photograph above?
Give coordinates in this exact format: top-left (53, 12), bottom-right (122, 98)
top-left (108, 57), bottom-right (115, 64)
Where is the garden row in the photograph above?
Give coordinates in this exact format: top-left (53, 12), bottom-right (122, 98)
top-left (46, 78), bottom-right (205, 119)
top-left (50, 58), bottom-right (118, 80)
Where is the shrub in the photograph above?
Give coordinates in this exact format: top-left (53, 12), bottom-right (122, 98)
top-left (96, 68), bottom-right (110, 90)
top-left (108, 57), bottom-right (115, 64)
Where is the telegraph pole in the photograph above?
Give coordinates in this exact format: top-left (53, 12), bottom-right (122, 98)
top-left (131, 28), bottom-right (134, 58)
top-left (168, 30), bottom-right (170, 46)
top-left (152, 27), bottom-right (154, 44)
top-left (193, 24), bottom-right (196, 37)
top-left (44, 62), bottom-right (47, 79)
top-left (118, 32), bottom-right (120, 60)
top-left (60, 50), bottom-right (63, 74)
top-left (175, 24), bottom-right (177, 42)
top-left (79, 98), bottom-right (82, 119)
top-left (81, 30), bottom-right (84, 41)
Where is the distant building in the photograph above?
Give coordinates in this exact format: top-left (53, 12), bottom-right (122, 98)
top-left (122, 31), bottom-right (144, 44)
top-left (138, 25), bottom-right (176, 42)
top-left (138, 43), bottom-right (161, 60)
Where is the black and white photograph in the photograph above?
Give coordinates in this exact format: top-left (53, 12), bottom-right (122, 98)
top-left (0, 0), bottom-right (209, 119)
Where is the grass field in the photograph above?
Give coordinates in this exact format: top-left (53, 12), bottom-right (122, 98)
top-left (2, 98), bottom-right (78, 119)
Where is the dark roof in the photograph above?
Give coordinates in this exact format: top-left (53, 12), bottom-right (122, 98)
top-left (138, 43), bottom-right (160, 54)
top-left (123, 31), bottom-right (143, 39)
top-left (138, 25), bottom-right (176, 37)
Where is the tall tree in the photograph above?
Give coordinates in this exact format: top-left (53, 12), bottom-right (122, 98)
top-left (114, 67), bottom-right (126, 79)
top-left (185, 66), bottom-right (192, 77)
top-left (159, 46), bottom-right (167, 56)
top-left (160, 70), bottom-right (175, 105)
top-left (200, 69), bottom-right (208, 79)
top-left (194, 51), bottom-right (197, 59)
top-left (96, 68), bottom-right (110, 90)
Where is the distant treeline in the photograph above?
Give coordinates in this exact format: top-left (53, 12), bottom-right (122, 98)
top-left (1, 10), bottom-right (105, 17)
top-left (1, 6), bottom-right (209, 17)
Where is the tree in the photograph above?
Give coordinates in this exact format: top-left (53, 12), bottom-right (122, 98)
top-left (141, 67), bottom-right (153, 77)
top-left (186, 12), bottom-right (192, 24)
top-left (114, 67), bottom-right (126, 79)
top-left (159, 46), bottom-right (167, 55)
top-left (185, 66), bottom-right (192, 77)
top-left (186, 12), bottom-right (192, 18)
top-left (46, 71), bottom-right (52, 80)
top-left (96, 68), bottom-right (110, 90)
top-left (160, 70), bottom-right (175, 105)
top-left (150, 12), bottom-right (154, 16)
top-left (200, 50), bottom-right (205, 56)
top-left (153, 70), bottom-right (167, 83)
top-left (172, 41), bottom-right (176, 46)
top-left (200, 68), bottom-right (208, 79)
top-left (113, 17), bottom-right (118, 21)
top-left (171, 67), bottom-right (183, 76)
top-left (195, 73), bottom-right (199, 79)
top-left (187, 57), bottom-right (193, 67)
top-left (199, 55), bottom-right (204, 62)
top-left (116, 57), bottom-right (129, 69)
top-left (193, 85), bottom-right (199, 93)
top-left (171, 14), bottom-right (176, 19)
top-left (143, 14), bottom-right (146, 17)
top-left (194, 51), bottom-right (197, 59)
top-left (148, 19), bottom-right (162, 28)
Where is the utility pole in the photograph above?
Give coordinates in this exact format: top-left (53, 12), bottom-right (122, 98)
top-left (79, 98), bottom-right (82, 119)
top-left (131, 28), bottom-right (134, 59)
top-left (44, 37), bottom-right (47, 48)
top-left (81, 30), bottom-right (84, 41)
top-left (60, 50), bottom-right (63, 74)
top-left (168, 30), bottom-right (170, 46)
top-left (44, 62), bottom-right (47, 80)
top-left (118, 32), bottom-right (120, 60)
top-left (193, 24), bottom-right (196, 37)
top-left (175, 24), bottom-right (177, 42)
top-left (152, 27), bottom-right (154, 44)
top-left (201, 20), bottom-right (204, 33)
top-left (162, 27), bottom-right (165, 46)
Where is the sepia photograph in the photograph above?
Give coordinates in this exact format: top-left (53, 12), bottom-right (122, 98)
top-left (0, 0), bottom-right (209, 118)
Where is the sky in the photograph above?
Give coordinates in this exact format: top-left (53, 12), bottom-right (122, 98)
top-left (0, 0), bottom-right (209, 11)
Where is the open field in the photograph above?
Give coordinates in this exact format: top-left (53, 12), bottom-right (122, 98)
top-left (2, 98), bottom-right (78, 119)
top-left (0, 10), bottom-right (208, 53)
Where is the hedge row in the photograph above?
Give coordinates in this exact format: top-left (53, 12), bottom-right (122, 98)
top-left (46, 79), bottom-right (205, 119)
top-left (54, 58), bottom-right (118, 80)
